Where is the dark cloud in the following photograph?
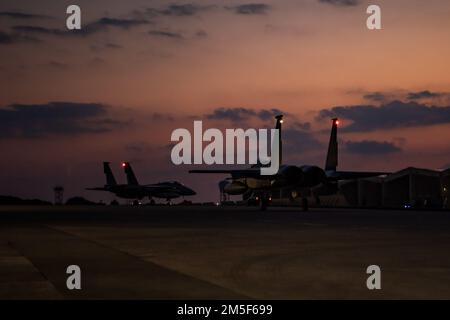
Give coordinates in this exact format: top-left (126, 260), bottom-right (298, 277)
top-left (0, 30), bottom-right (14, 44)
top-left (0, 29), bottom-right (40, 44)
top-left (206, 107), bottom-right (284, 122)
top-left (141, 4), bottom-right (214, 19)
top-left (12, 17), bottom-right (149, 38)
top-left (284, 127), bottom-right (323, 154)
top-left (206, 107), bottom-right (256, 122)
top-left (227, 4), bottom-right (271, 15)
top-left (318, 0), bottom-right (360, 6)
top-left (359, 89), bottom-right (449, 104)
top-left (292, 121), bottom-right (312, 131)
top-left (148, 29), bottom-right (208, 41)
top-left (407, 90), bottom-right (443, 100)
top-left (158, 4), bottom-right (213, 16)
top-left (12, 25), bottom-right (63, 36)
top-left (204, 107), bottom-right (320, 156)
top-left (0, 11), bottom-right (49, 20)
top-left (317, 100), bottom-right (450, 132)
top-left (363, 92), bottom-right (387, 102)
top-left (345, 140), bottom-right (402, 154)
top-left (257, 108), bottom-right (285, 121)
top-left (92, 17), bottom-right (148, 29)
top-left (0, 102), bottom-right (127, 138)
top-left (148, 30), bottom-right (184, 39)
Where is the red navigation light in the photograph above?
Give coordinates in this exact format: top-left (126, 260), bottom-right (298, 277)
top-left (335, 120), bottom-right (340, 126)
top-left (122, 162), bottom-right (126, 168)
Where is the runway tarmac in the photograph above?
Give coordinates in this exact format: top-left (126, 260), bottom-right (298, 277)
top-left (1, 205), bottom-right (450, 299)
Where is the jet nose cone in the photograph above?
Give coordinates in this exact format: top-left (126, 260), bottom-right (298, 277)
top-left (186, 187), bottom-right (196, 196)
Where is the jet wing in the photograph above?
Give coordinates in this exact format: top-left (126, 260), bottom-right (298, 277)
top-left (189, 169), bottom-right (277, 179)
top-left (141, 184), bottom-right (174, 191)
top-left (141, 183), bottom-right (196, 197)
top-left (327, 171), bottom-right (390, 180)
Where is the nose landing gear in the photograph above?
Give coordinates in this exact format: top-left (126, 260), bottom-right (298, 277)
top-left (259, 194), bottom-right (272, 211)
top-left (290, 190), bottom-right (309, 212)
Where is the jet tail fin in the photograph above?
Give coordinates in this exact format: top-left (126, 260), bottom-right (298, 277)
top-left (325, 118), bottom-right (338, 171)
top-left (323, 118), bottom-right (390, 180)
top-left (275, 115), bottom-right (283, 166)
top-left (123, 162), bottom-right (139, 186)
top-left (103, 162), bottom-right (117, 186)
top-left (250, 114), bottom-right (283, 170)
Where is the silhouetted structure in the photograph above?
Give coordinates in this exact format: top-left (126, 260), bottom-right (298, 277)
top-left (192, 116), bottom-right (387, 212)
top-left (87, 162), bottom-right (196, 203)
top-left (382, 168), bottom-right (442, 208)
top-left (442, 168), bottom-right (450, 209)
top-left (268, 167), bottom-right (450, 210)
top-left (335, 168), bottom-right (445, 209)
top-left (339, 177), bottom-right (383, 207)
top-left (53, 186), bottom-right (64, 205)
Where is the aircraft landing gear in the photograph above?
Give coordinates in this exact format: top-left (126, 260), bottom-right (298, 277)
top-left (259, 193), bottom-right (271, 211)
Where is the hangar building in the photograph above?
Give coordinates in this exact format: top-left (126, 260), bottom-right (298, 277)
top-left (382, 167), bottom-right (442, 208)
top-left (441, 168), bottom-right (450, 209)
top-left (338, 167), bottom-right (445, 209)
top-left (240, 167), bottom-right (449, 210)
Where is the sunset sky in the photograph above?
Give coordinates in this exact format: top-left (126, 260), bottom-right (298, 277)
top-left (1, 0), bottom-right (450, 202)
